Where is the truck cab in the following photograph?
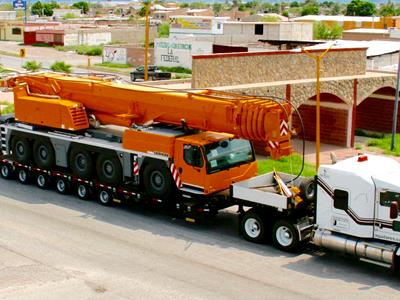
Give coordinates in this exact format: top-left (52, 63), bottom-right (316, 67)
top-left (314, 154), bottom-right (400, 268)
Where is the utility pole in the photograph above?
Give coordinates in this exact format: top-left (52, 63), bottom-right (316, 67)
top-left (144, 0), bottom-right (150, 81)
top-left (390, 50), bottom-right (400, 151)
top-left (302, 45), bottom-right (333, 171)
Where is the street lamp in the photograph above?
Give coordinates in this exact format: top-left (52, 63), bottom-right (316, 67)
top-left (302, 45), bottom-right (333, 171)
top-left (144, 0), bottom-right (151, 81)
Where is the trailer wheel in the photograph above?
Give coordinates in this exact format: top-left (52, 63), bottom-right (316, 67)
top-left (76, 183), bottom-right (90, 200)
top-left (36, 174), bottom-right (50, 189)
top-left (272, 219), bottom-right (300, 252)
top-left (0, 163), bottom-right (13, 179)
top-left (98, 190), bottom-right (113, 206)
top-left (143, 162), bottom-right (175, 199)
top-left (33, 140), bottom-right (55, 169)
top-left (240, 209), bottom-right (266, 243)
top-left (56, 178), bottom-right (70, 194)
top-left (299, 179), bottom-right (316, 202)
top-left (17, 168), bottom-right (30, 184)
top-left (69, 148), bottom-right (94, 179)
top-left (12, 137), bottom-right (31, 164)
top-left (96, 153), bottom-right (122, 185)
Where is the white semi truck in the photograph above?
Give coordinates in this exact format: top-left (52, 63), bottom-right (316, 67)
top-left (233, 154), bottom-right (400, 270)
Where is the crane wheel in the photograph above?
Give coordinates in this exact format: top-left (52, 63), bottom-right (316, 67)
top-left (69, 148), bottom-right (94, 179)
top-left (33, 139), bottom-right (55, 169)
top-left (143, 162), bottom-right (175, 200)
top-left (96, 153), bottom-right (122, 185)
top-left (11, 136), bottom-right (32, 164)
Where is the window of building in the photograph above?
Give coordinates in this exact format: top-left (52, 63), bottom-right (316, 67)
top-left (254, 24), bottom-right (263, 35)
top-left (217, 23), bottom-right (222, 30)
top-left (12, 28), bottom-right (21, 35)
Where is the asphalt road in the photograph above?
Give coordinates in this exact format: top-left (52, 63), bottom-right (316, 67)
top-left (0, 178), bottom-right (399, 300)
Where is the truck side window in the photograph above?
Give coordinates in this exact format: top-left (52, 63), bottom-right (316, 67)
top-left (184, 144), bottom-right (203, 168)
top-left (334, 189), bottom-right (348, 210)
top-left (380, 191), bottom-right (400, 207)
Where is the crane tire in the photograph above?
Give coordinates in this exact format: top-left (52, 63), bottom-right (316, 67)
top-left (96, 153), bottom-right (123, 185)
top-left (33, 139), bottom-right (55, 169)
top-left (69, 148), bottom-right (94, 179)
top-left (11, 136), bottom-right (32, 164)
top-left (143, 162), bottom-right (175, 200)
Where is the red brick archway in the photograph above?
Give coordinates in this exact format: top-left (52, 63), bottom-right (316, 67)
top-left (356, 87), bottom-right (397, 133)
top-left (293, 93), bottom-right (350, 146)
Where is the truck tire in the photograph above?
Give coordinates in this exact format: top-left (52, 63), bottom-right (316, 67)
top-left (17, 168), bottom-right (30, 184)
top-left (96, 153), bottom-right (122, 185)
top-left (0, 163), bottom-right (13, 179)
top-left (98, 189), bottom-right (113, 206)
top-left (56, 178), bottom-right (70, 194)
top-left (76, 183), bottom-right (90, 200)
top-left (240, 209), bottom-right (266, 243)
top-left (33, 140), bottom-right (55, 169)
top-left (143, 162), bottom-right (175, 199)
top-left (299, 178), bottom-right (316, 202)
top-left (36, 174), bottom-right (50, 189)
top-left (272, 219), bottom-right (300, 252)
top-left (12, 136), bottom-right (32, 164)
top-left (69, 148), bottom-right (94, 179)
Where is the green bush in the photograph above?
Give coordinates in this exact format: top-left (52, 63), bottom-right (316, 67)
top-left (22, 60), bottom-right (42, 72)
top-left (55, 45), bottom-right (103, 56)
top-left (0, 101), bottom-right (14, 114)
top-left (50, 61), bottom-right (72, 73)
top-left (95, 62), bottom-right (132, 68)
top-left (32, 43), bottom-right (52, 47)
top-left (158, 66), bottom-right (192, 74)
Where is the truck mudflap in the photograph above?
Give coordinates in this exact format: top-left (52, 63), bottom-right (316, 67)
top-left (295, 217), bottom-right (314, 242)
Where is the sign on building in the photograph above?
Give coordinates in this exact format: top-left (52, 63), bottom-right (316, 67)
top-left (103, 47), bottom-right (127, 65)
top-left (13, 0), bottom-right (26, 10)
top-left (171, 18), bottom-right (212, 30)
top-left (155, 38), bottom-right (213, 69)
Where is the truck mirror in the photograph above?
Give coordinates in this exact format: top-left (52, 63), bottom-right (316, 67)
top-left (390, 201), bottom-right (399, 219)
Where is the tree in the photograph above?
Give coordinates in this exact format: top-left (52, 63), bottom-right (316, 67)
top-left (212, 3), bottom-right (223, 16)
top-left (290, 1), bottom-right (300, 8)
top-left (22, 60), bottom-right (42, 72)
top-left (31, 1), bottom-right (43, 16)
top-left (301, 4), bottom-right (320, 16)
top-left (72, 2), bottom-right (89, 14)
top-left (379, 1), bottom-right (395, 16)
top-left (345, 0), bottom-right (376, 16)
top-left (330, 3), bottom-right (341, 15)
top-left (313, 22), bottom-right (343, 39)
top-left (157, 23), bottom-right (169, 38)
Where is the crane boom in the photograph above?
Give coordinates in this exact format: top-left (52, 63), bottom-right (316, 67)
top-left (7, 73), bottom-right (291, 158)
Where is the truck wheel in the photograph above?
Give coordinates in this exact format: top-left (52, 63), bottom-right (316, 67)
top-left (17, 168), bottom-right (30, 184)
top-left (56, 178), bottom-right (70, 194)
top-left (272, 219), bottom-right (300, 252)
top-left (76, 183), bottom-right (90, 200)
top-left (12, 137), bottom-right (32, 164)
top-left (240, 209), bottom-right (266, 243)
top-left (299, 179), bottom-right (316, 202)
top-left (96, 153), bottom-right (122, 185)
top-left (0, 163), bottom-right (13, 179)
top-left (143, 162), bottom-right (175, 199)
top-left (36, 174), bottom-right (50, 189)
top-left (33, 140), bottom-right (55, 169)
top-left (98, 189), bottom-right (113, 206)
top-left (69, 148), bottom-right (94, 179)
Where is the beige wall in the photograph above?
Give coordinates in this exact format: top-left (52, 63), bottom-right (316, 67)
top-left (110, 26), bottom-right (157, 44)
top-left (342, 31), bottom-right (390, 41)
top-left (192, 48), bottom-right (367, 88)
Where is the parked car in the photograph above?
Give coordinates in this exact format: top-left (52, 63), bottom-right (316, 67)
top-left (130, 66), bottom-right (172, 81)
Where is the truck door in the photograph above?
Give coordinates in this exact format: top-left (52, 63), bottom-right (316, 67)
top-left (374, 190), bottom-right (400, 243)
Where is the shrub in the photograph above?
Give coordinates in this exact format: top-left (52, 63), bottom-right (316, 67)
top-left (50, 61), bottom-right (72, 73)
top-left (22, 60), bottom-right (42, 72)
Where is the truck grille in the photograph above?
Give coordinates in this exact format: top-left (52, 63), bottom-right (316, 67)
top-left (69, 106), bottom-right (89, 128)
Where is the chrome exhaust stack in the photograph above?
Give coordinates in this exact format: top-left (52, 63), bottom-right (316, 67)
top-left (312, 229), bottom-right (400, 268)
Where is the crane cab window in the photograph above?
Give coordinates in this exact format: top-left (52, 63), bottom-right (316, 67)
top-left (184, 144), bottom-right (204, 168)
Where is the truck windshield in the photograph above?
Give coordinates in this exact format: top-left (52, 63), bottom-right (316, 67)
top-left (203, 139), bottom-right (254, 174)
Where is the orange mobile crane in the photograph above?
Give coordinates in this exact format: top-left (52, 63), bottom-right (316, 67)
top-left (0, 73), bottom-right (315, 250)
